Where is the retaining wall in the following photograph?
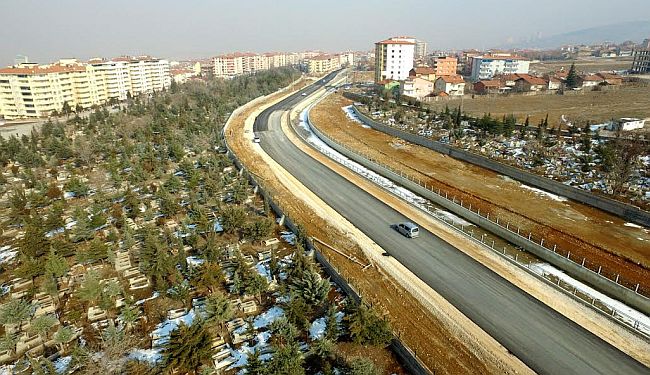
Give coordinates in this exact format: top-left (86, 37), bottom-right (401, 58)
top-left (307, 113), bottom-right (650, 316)
top-left (343, 93), bottom-right (650, 227)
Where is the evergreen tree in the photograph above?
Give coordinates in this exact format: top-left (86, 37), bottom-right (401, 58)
top-left (565, 63), bottom-right (579, 89)
top-left (345, 302), bottom-right (392, 347)
top-left (204, 292), bottom-right (233, 328)
top-left (289, 269), bottom-right (329, 307)
top-left (0, 298), bottom-right (32, 326)
top-left (162, 320), bottom-right (213, 373)
top-left (346, 357), bottom-right (380, 375)
top-left (245, 348), bottom-right (266, 375)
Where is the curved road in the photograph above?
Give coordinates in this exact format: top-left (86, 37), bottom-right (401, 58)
top-left (252, 72), bottom-right (648, 375)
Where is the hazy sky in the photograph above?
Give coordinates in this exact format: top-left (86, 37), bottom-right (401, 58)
top-left (2, 0), bottom-right (649, 65)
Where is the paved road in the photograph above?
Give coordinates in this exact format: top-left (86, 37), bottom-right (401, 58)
top-left (251, 74), bottom-right (649, 375)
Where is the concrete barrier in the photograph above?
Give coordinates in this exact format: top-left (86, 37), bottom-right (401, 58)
top-left (342, 95), bottom-right (650, 228)
top-left (306, 110), bottom-right (650, 316)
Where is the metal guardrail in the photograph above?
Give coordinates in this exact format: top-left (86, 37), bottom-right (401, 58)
top-left (301, 102), bottom-right (650, 339)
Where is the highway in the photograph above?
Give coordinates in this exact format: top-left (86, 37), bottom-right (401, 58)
top-left (252, 72), bottom-right (649, 375)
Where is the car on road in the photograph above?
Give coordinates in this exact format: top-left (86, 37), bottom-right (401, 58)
top-left (394, 222), bottom-right (419, 238)
top-left (253, 136), bottom-right (261, 143)
top-left (301, 92), bottom-right (307, 96)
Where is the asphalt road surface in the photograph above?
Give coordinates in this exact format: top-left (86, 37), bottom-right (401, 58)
top-left (251, 74), bottom-right (649, 375)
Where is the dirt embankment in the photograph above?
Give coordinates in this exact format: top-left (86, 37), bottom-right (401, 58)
top-left (312, 94), bottom-right (650, 296)
top-left (226, 82), bottom-right (525, 374)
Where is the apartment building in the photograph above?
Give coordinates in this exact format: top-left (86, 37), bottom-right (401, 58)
top-left (0, 56), bottom-right (170, 119)
top-left (432, 56), bottom-right (458, 76)
top-left (470, 54), bottom-right (530, 80)
top-left (212, 52), bottom-right (302, 78)
top-left (631, 49), bottom-right (650, 73)
top-left (415, 40), bottom-right (427, 60)
top-left (306, 55), bottom-right (341, 74)
top-left (374, 36), bottom-right (416, 82)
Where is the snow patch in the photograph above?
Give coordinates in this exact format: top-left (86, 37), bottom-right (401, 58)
top-left (53, 356), bottom-right (71, 374)
top-left (253, 306), bottom-right (284, 329)
top-left (624, 222), bottom-right (644, 229)
top-left (530, 263), bottom-right (650, 335)
top-left (521, 185), bottom-right (568, 202)
top-left (309, 317), bottom-right (327, 340)
top-left (129, 348), bottom-right (163, 364)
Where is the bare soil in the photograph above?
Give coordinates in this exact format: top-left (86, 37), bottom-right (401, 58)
top-left (312, 94), bottom-right (650, 296)
top-left (226, 84), bottom-right (515, 374)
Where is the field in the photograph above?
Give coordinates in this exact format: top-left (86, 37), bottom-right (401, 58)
top-left (424, 83), bottom-right (650, 126)
top-left (530, 57), bottom-right (634, 74)
top-left (311, 93), bottom-right (650, 295)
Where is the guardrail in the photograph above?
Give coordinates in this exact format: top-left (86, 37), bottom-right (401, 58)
top-left (221, 85), bottom-right (434, 375)
top-left (343, 92), bottom-right (650, 228)
top-left (302, 102), bottom-right (650, 338)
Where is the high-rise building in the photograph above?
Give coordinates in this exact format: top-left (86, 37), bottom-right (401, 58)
top-left (415, 40), bottom-right (427, 60)
top-left (0, 56), bottom-right (171, 119)
top-left (631, 49), bottom-right (650, 73)
top-left (374, 36), bottom-right (416, 82)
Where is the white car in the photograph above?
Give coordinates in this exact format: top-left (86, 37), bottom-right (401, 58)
top-left (301, 93), bottom-right (307, 96)
top-left (253, 136), bottom-right (261, 143)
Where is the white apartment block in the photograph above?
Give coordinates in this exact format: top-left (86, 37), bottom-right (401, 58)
top-left (415, 40), bottom-right (427, 60)
top-left (375, 36), bottom-right (416, 82)
top-left (212, 52), bottom-right (300, 78)
top-left (470, 55), bottom-right (530, 81)
top-left (0, 56), bottom-right (171, 119)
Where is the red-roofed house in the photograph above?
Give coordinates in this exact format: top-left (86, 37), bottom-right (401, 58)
top-left (434, 75), bottom-right (466, 96)
top-left (514, 74), bottom-right (548, 92)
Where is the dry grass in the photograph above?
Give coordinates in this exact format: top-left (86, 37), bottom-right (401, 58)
top-left (312, 93), bottom-right (650, 295)
top-left (425, 83), bottom-right (650, 126)
top-left (530, 57), bottom-right (634, 74)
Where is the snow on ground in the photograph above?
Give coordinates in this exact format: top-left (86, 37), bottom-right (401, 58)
top-left (309, 317), bottom-right (327, 340)
top-left (301, 108), bottom-right (474, 229)
top-left (520, 184), bottom-right (568, 202)
top-left (342, 106), bottom-right (370, 128)
top-left (0, 245), bottom-right (17, 264)
top-left (255, 261), bottom-right (272, 282)
top-left (280, 231), bottom-right (296, 245)
top-left (151, 308), bottom-right (197, 347)
top-left (229, 331), bottom-right (273, 370)
top-left (253, 306), bottom-right (284, 329)
top-left (0, 365), bottom-right (13, 375)
top-left (186, 256), bottom-right (205, 267)
top-left (53, 356), bottom-right (71, 374)
top-left (530, 263), bottom-right (650, 335)
top-left (129, 348), bottom-right (163, 364)
top-left (624, 222), bottom-right (644, 229)
top-left (136, 291), bottom-right (159, 305)
top-left (433, 208), bottom-right (473, 227)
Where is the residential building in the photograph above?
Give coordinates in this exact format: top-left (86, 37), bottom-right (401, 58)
top-left (374, 36), bottom-right (416, 82)
top-left (338, 52), bottom-right (355, 67)
top-left (631, 49), bottom-right (650, 73)
top-left (596, 72), bottom-right (622, 85)
top-left (432, 56), bottom-right (458, 76)
top-left (409, 67), bottom-right (436, 82)
top-left (513, 75), bottom-right (547, 92)
top-left (400, 77), bottom-right (434, 99)
top-left (473, 80), bottom-right (509, 94)
top-left (0, 56), bottom-right (171, 119)
top-left (434, 75), bottom-right (465, 96)
top-left (547, 77), bottom-right (562, 90)
top-left (579, 74), bottom-right (604, 88)
top-left (306, 55), bottom-right (340, 74)
top-left (415, 40), bottom-right (427, 60)
top-left (213, 54), bottom-right (245, 77)
top-left (470, 55), bottom-right (530, 80)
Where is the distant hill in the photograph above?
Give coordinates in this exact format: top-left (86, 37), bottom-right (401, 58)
top-left (504, 20), bottom-right (650, 49)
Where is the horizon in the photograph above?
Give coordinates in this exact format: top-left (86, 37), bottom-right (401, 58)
top-left (1, 0), bottom-right (650, 66)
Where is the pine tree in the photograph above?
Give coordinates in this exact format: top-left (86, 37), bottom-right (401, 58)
top-left (245, 349), bottom-right (266, 375)
top-left (162, 320), bottom-right (212, 373)
top-left (565, 63), bottom-right (579, 89)
top-left (45, 248), bottom-right (69, 278)
top-left (204, 292), bottom-right (233, 328)
top-left (289, 269), bottom-right (329, 307)
top-left (345, 302), bottom-right (392, 346)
